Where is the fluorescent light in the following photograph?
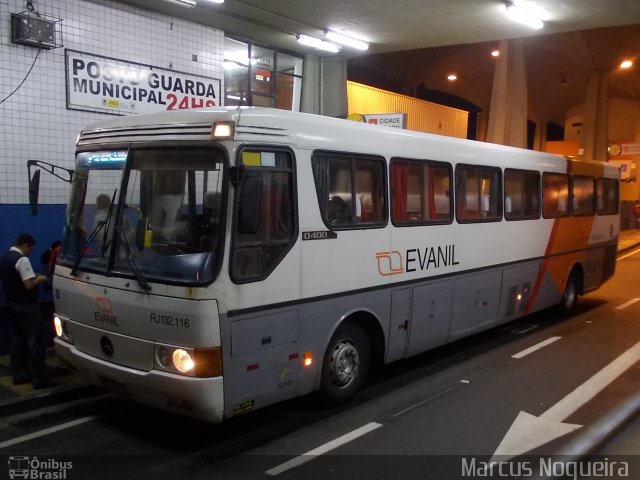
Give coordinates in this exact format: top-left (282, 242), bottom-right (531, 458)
top-left (325, 30), bottom-right (369, 51)
top-left (165, 0), bottom-right (196, 7)
top-left (203, 0), bottom-right (225, 3)
top-left (296, 34), bottom-right (340, 53)
top-left (503, 0), bottom-right (547, 30)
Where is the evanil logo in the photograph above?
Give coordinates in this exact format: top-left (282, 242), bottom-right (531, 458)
top-left (8, 456), bottom-right (73, 479)
top-left (376, 244), bottom-right (459, 276)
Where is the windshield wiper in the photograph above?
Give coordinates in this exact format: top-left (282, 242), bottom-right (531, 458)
top-left (118, 226), bottom-right (151, 291)
top-left (100, 189), bottom-right (117, 256)
top-left (71, 188), bottom-right (117, 276)
top-left (70, 219), bottom-right (106, 276)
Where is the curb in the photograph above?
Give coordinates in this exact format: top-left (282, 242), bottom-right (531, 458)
top-left (618, 243), bottom-right (640, 255)
top-left (559, 392), bottom-right (640, 458)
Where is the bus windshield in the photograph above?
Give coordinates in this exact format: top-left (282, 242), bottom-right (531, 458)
top-left (60, 145), bottom-right (226, 286)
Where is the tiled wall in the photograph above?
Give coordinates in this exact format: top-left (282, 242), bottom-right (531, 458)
top-left (0, 0), bottom-right (224, 256)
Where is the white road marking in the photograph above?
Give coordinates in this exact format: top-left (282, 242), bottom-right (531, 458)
top-left (511, 336), bottom-right (562, 359)
top-left (265, 422), bottom-right (383, 476)
top-left (616, 298), bottom-right (640, 310)
top-left (0, 415), bottom-right (99, 449)
top-left (493, 339), bottom-right (640, 460)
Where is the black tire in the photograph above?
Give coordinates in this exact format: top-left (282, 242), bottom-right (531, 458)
top-left (319, 323), bottom-right (370, 406)
top-left (558, 271), bottom-right (579, 316)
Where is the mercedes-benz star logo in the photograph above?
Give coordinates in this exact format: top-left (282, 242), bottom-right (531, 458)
top-left (100, 336), bottom-right (114, 356)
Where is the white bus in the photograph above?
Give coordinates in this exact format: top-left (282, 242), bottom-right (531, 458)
top-left (41, 107), bottom-right (619, 422)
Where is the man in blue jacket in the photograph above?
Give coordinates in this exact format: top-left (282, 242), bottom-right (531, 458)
top-left (0, 233), bottom-right (52, 389)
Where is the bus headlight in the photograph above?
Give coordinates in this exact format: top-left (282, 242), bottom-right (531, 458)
top-left (173, 349), bottom-right (195, 373)
top-left (53, 314), bottom-right (73, 343)
top-left (154, 344), bottom-right (222, 378)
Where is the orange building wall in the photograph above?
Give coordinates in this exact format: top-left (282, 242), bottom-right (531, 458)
top-left (347, 81), bottom-right (468, 139)
top-left (545, 140), bottom-right (580, 157)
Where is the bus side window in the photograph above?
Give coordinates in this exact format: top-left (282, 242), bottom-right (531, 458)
top-left (504, 169), bottom-right (540, 221)
top-left (390, 158), bottom-right (452, 225)
top-left (312, 151), bottom-right (387, 229)
top-left (597, 177), bottom-right (619, 215)
top-left (455, 164), bottom-right (502, 222)
top-left (571, 175), bottom-right (596, 216)
top-left (542, 172), bottom-right (569, 218)
top-left (231, 148), bottom-right (297, 283)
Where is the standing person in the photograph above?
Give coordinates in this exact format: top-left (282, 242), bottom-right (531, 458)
top-left (40, 240), bottom-right (61, 285)
top-left (0, 233), bottom-right (53, 389)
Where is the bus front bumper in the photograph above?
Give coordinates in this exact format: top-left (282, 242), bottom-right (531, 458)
top-left (54, 338), bottom-right (225, 423)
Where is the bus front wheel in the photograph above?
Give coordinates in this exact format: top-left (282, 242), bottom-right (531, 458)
top-left (320, 323), bottom-right (370, 406)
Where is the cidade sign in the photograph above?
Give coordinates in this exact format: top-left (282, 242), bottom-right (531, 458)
top-left (363, 113), bottom-right (407, 129)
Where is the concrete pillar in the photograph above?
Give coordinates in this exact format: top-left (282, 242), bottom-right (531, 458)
top-left (476, 110), bottom-right (488, 142)
top-left (320, 56), bottom-right (348, 118)
top-left (533, 121), bottom-right (546, 152)
top-left (301, 54), bottom-right (321, 114)
top-left (300, 54), bottom-right (348, 118)
top-left (581, 70), bottom-right (609, 161)
top-left (486, 39), bottom-right (528, 148)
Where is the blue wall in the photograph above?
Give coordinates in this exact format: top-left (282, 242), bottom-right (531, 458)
top-left (0, 204), bottom-right (67, 305)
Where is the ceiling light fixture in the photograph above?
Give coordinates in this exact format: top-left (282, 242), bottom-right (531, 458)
top-left (620, 60), bottom-right (633, 69)
top-left (165, 0), bottom-right (196, 7)
top-left (296, 34), bottom-right (340, 53)
top-left (503, 0), bottom-right (547, 30)
top-left (447, 73), bottom-right (458, 81)
top-left (325, 30), bottom-right (369, 51)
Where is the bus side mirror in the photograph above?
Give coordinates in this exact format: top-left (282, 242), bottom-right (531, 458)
top-left (29, 169), bottom-right (41, 216)
top-left (26, 159), bottom-right (75, 216)
top-left (136, 218), bottom-right (153, 250)
top-left (237, 175), bottom-right (262, 234)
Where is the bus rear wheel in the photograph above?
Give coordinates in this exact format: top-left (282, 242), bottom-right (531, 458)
top-left (320, 323), bottom-right (370, 406)
top-left (558, 271), bottom-right (579, 316)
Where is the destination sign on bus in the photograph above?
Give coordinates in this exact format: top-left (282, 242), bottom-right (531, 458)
top-left (76, 150), bottom-right (128, 169)
top-left (86, 151), bottom-right (128, 166)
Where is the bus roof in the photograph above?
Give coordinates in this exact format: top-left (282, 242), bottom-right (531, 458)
top-left (78, 107), bottom-right (618, 177)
